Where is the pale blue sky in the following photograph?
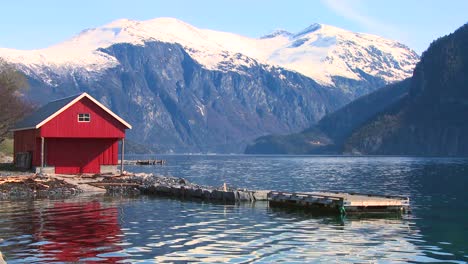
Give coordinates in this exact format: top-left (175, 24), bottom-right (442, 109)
top-left (1, 0), bottom-right (467, 54)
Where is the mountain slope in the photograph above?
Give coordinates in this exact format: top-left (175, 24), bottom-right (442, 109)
top-left (21, 41), bottom-right (349, 153)
top-left (345, 23), bottom-right (468, 156)
top-left (0, 18), bottom-right (418, 96)
top-left (245, 79), bottom-right (410, 154)
top-left (246, 23), bottom-right (468, 156)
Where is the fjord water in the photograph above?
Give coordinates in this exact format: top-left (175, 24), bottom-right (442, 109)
top-left (0, 156), bottom-right (467, 263)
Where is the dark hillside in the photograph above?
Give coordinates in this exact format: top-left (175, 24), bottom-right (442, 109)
top-left (346, 23), bottom-right (468, 156)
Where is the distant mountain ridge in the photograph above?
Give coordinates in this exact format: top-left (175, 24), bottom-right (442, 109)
top-left (0, 18), bottom-right (419, 153)
top-left (247, 23), bottom-right (468, 156)
top-left (0, 17), bottom-right (418, 94)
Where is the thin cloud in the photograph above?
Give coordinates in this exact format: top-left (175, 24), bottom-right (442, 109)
top-left (322, 0), bottom-right (406, 41)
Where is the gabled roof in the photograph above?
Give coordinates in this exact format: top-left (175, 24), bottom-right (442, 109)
top-left (11, 92), bottom-right (132, 131)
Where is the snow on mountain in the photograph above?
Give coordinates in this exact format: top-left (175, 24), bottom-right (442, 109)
top-left (0, 17), bottom-right (419, 86)
top-left (265, 23), bottom-right (419, 84)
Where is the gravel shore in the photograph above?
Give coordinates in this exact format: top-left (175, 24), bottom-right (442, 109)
top-left (0, 174), bottom-right (82, 200)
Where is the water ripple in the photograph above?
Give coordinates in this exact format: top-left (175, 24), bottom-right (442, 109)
top-left (0, 156), bottom-right (467, 263)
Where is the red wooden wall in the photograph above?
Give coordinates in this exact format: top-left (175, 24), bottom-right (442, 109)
top-left (46, 138), bottom-right (119, 174)
top-left (13, 129), bottom-right (41, 166)
top-left (40, 97), bottom-right (126, 138)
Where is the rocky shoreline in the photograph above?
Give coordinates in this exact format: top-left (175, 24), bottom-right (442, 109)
top-left (0, 174), bottom-right (82, 200)
top-left (0, 169), bottom-right (269, 202)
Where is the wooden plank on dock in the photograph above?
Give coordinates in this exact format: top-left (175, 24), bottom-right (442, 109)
top-left (88, 182), bottom-right (142, 187)
top-left (310, 192), bottom-right (410, 207)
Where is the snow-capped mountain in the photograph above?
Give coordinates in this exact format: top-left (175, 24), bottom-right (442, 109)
top-left (0, 18), bottom-right (420, 153)
top-left (0, 17), bottom-right (418, 87)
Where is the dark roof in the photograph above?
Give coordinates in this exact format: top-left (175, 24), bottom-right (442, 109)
top-left (12, 94), bottom-right (82, 130)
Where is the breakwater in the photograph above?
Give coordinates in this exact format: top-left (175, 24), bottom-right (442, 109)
top-left (0, 172), bottom-right (409, 215)
top-left (99, 173), bottom-right (270, 202)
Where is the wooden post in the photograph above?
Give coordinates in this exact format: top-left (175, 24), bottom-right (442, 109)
top-left (120, 138), bottom-right (125, 175)
top-left (40, 137), bottom-right (45, 173)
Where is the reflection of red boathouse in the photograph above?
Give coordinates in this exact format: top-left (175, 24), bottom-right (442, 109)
top-left (35, 201), bottom-right (125, 263)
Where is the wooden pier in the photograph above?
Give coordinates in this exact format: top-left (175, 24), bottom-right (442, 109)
top-left (120, 159), bottom-right (166, 166)
top-left (75, 172), bottom-right (410, 216)
top-left (268, 191), bottom-right (410, 215)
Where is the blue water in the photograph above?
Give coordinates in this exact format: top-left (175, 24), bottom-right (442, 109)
top-left (1, 155), bottom-right (467, 263)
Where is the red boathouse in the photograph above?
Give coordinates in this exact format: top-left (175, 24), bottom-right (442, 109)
top-left (12, 93), bottom-right (132, 174)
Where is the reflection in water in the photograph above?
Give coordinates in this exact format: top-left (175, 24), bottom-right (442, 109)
top-left (0, 199), bottom-right (124, 263)
top-left (0, 196), bottom-right (465, 263)
top-left (38, 202), bottom-right (123, 263)
top-left (0, 156), bottom-right (467, 263)
top-left (150, 205), bottom-right (419, 263)
top-left (129, 155), bottom-right (468, 261)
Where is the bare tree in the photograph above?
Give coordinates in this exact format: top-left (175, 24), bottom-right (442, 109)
top-left (0, 59), bottom-right (32, 144)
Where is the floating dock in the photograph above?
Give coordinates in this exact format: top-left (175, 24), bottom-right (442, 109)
top-left (268, 191), bottom-right (410, 215)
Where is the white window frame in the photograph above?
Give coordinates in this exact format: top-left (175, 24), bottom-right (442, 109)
top-left (78, 113), bottom-right (91, 122)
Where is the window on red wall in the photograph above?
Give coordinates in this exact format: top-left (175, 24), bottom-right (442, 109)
top-left (78, 113), bottom-right (91, 122)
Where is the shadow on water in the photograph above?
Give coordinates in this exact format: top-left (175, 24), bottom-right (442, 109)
top-left (406, 160), bottom-right (468, 262)
top-left (267, 205), bottom-right (407, 224)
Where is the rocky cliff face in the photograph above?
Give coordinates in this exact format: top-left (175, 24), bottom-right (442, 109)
top-left (245, 79), bottom-right (410, 154)
top-left (345, 23), bottom-right (468, 156)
